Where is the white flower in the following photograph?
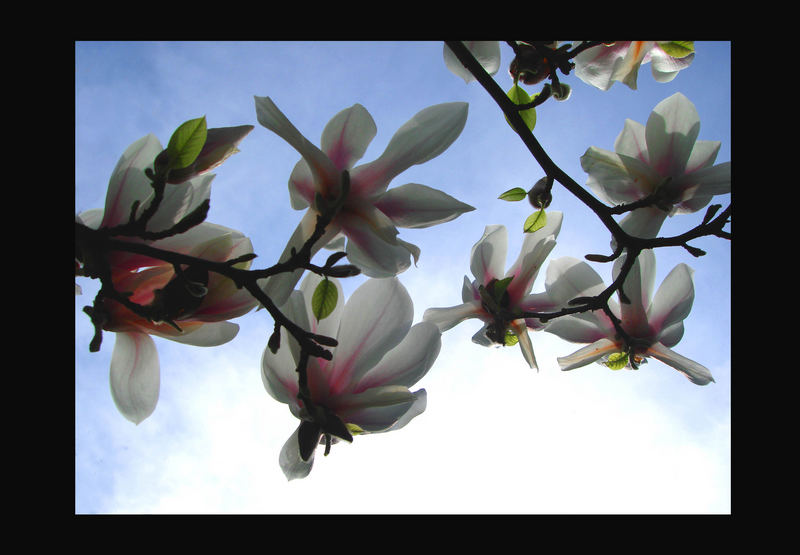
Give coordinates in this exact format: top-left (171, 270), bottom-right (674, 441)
top-left (423, 213), bottom-right (563, 369)
top-left (76, 134), bottom-right (257, 424)
top-left (543, 250), bottom-right (714, 385)
top-left (443, 41), bottom-right (501, 83)
top-left (262, 274), bottom-right (441, 480)
top-left (580, 92), bottom-right (731, 239)
top-left (255, 97), bottom-right (474, 307)
top-left (573, 41), bottom-right (695, 91)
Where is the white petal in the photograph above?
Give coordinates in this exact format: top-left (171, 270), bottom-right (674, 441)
top-left (648, 263), bottom-right (695, 339)
top-left (109, 332), bottom-right (160, 424)
top-left (617, 206), bottom-right (669, 240)
top-left (357, 321), bottom-right (441, 390)
top-left (505, 212), bottom-right (563, 303)
top-left (279, 427), bottom-right (314, 481)
top-left (102, 134), bottom-right (163, 228)
top-left (510, 320), bottom-right (537, 370)
top-left (423, 301), bottom-right (482, 332)
top-left (470, 225), bottom-right (507, 285)
top-left (320, 103), bottom-right (377, 171)
top-left (335, 385), bottom-right (416, 432)
top-left (646, 92), bottom-right (700, 177)
top-left (545, 257), bottom-right (606, 305)
top-left (373, 183), bottom-right (475, 229)
top-left (165, 321), bottom-right (239, 346)
top-left (557, 337), bottom-right (619, 371)
top-left (581, 146), bottom-right (662, 203)
top-left (326, 278), bottom-right (414, 395)
top-left (386, 389), bottom-right (427, 431)
top-left (646, 342), bottom-right (714, 385)
top-left (350, 102), bottom-right (468, 197)
top-left (443, 41), bottom-right (501, 83)
top-left (613, 249), bottom-right (656, 336)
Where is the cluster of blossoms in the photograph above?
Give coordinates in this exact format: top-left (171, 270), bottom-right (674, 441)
top-left (76, 41), bottom-right (729, 481)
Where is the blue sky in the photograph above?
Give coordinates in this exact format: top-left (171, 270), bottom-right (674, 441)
top-left (75, 41), bottom-right (731, 513)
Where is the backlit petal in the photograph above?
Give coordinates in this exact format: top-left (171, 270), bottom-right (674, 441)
top-left (423, 301), bottom-right (483, 332)
top-left (646, 342), bottom-right (714, 385)
top-left (373, 183), bottom-right (475, 229)
top-left (320, 103), bottom-right (377, 171)
top-left (645, 93), bottom-right (700, 177)
top-left (357, 321), bottom-right (441, 391)
top-left (443, 41), bottom-right (501, 83)
top-left (109, 332), bottom-right (160, 424)
top-left (470, 225), bottom-right (507, 286)
top-left (557, 337), bottom-right (619, 371)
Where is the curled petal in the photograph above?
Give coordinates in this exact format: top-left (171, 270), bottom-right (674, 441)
top-left (373, 183), bottom-right (475, 229)
top-left (101, 134), bottom-right (163, 228)
top-left (166, 321), bottom-right (240, 346)
top-left (510, 320), bottom-right (537, 370)
top-left (646, 342), bottom-right (714, 385)
top-left (557, 337), bottom-right (619, 371)
top-left (386, 389), bottom-right (427, 432)
top-left (109, 332), bottom-right (160, 424)
top-left (649, 46), bottom-right (695, 83)
top-left (339, 206), bottom-right (412, 278)
top-left (505, 211), bottom-right (563, 303)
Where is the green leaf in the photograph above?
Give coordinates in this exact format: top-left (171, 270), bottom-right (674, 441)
top-left (505, 84), bottom-right (537, 131)
top-left (167, 116), bottom-right (208, 170)
top-left (311, 278), bottom-right (338, 321)
top-left (503, 329), bottom-right (519, 347)
top-left (492, 276), bottom-right (513, 300)
top-left (604, 352), bottom-right (628, 370)
top-left (498, 187), bottom-right (527, 202)
top-left (523, 209), bottom-right (547, 233)
top-left (658, 41), bottom-right (695, 58)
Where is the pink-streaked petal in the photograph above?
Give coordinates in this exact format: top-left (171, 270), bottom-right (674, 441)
top-left (287, 159), bottom-right (315, 210)
top-left (672, 162), bottom-right (732, 213)
top-left (334, 385), bottom-right (416, 433)
top-left (443, 41), bottom-right (501, 83)
top-left (372, 183), bottom-right (475, 229)
top-left (349, 102), bottom-right (468, 198)
top-left (557, 337), bottom-right (619, 371)
top-left (261, 322), bottom-right (301, 407)
top-left (101, 134), bottom-right (163, 228)
top-left (145, 173), bottom-right (213, 234)
top-left (109, 332), bottom-right (160, 424)
top-left (279, 426), bottom-right (314, 481)
top-left (645, 342), bottom-right (714, 385)
top-left (646, 93), bottom-right (701, 177)
top-left (320, 103), bottom-right (377, 171)
top-left (505, 211), bottom-right (562, 304)
top-left (470, 225), bottom-right (507, 286)
top-left (581, 147), bottom-right (663, 204)
top-left (339, 206), bottom-right (412, 278)
top-left (462, 275), bottom-right (480, 303)
top-left (574, 42), bottom-right (636, 91)
top-left (357, 322), bottom-right (441, 391)
top-left (684, 140), bottom-right (721, 173)
top-left (254, 96), bottom-right (341, 197)
top-left (648, 263), bottom-right (695, 338)
top-left (423, 301), bottom-right (483, 333)
top-left (298, 273), bottom-right (344, 345)
top-left (76, 208), bottom-right (104, 230)
top-left (614, 119), bottom-right (649, 163)
top-left (327, 278), bottom-right (413, 396)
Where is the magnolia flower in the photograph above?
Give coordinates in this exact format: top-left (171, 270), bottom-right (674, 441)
top-left (543, 250), bottom-right (714, 385)
top-left (76, 134), bottom-right (258, 423)
top-left (255, 96), bottom-right (474, 307)
top-left (580, 92), bottom-right (731, 239)
top-left (443, 41), bottom-right (501, 83)
top-left (423, 213), bottom-right (563, 369)
top-left (262, 274), bottom-right (440, 480)
top-left (573, 41), bottom-right (695, 91)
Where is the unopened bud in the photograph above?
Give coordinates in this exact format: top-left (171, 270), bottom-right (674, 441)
top-left (528, 176), bottom-right (552, 209)
top-left (509, 46), bottom-right (550, 85)
top-left (550, 82), bottom-right (572, 101)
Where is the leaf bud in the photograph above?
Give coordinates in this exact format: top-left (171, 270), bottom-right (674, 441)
top-left (528, 176), bottom-right (552, 209)
top-left (509, 45), bottom-right (551, 85)
top-left (550, 82), bottom-right (572, 101)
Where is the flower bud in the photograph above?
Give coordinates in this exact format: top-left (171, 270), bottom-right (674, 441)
top-left (528, 176), bottom-right (552, 209)
top-left (509, 46), bottom-right (550, 85)
top-left (550, 82), bottom-right (572, 101)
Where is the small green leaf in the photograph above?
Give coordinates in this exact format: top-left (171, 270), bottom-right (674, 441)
top-left (658, 41), bottom-right (695, 58)
top-left (605, 352), bottom-right (628, 370)
top-left (503, 329), bottom-right (519, 347)
top-left (498, 187), bottom-right (528, 202)
top-left (311, 278), bottom-right (338, 321)
top-left (167, 116), bottom-right (208, 170)
top-left (523, 209), bottom-right (547, 233)
top-left (492, 276), bottom-right (513, 300)
top-left (505, 84), bottom-right (537, 131)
